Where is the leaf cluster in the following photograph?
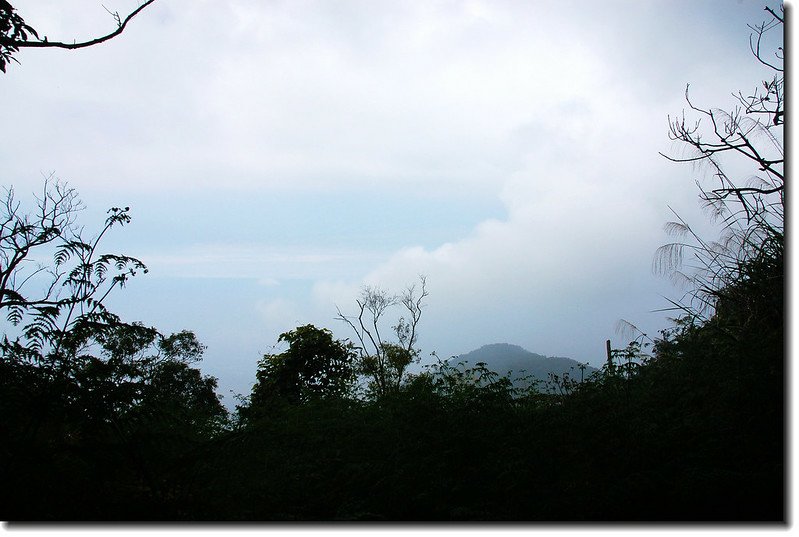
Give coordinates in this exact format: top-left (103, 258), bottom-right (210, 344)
top-left (0, 0), bottom-right (37, 72)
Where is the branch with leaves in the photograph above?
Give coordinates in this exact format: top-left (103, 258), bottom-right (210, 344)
top-left (0, 0), bottom-right (157, 72)
top-left (0, 177), bottom-right (147, 367)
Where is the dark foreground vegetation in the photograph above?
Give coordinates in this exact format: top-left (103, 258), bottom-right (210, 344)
top-left (1, 296), bottom-right (783, 521)
top-left (0, 4), bottom-right (784, 523)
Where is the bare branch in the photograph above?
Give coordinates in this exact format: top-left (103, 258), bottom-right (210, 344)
top-left (336, 277), bottom-right (428, 397)
top-left (764, 5), bottom-right (784, 23)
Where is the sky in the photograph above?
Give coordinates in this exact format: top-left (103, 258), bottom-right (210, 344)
top-left (0, 0), bottom-right (785, 405)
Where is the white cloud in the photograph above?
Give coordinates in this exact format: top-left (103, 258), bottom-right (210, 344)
top-left (255, 297), bottom-right (305, 335)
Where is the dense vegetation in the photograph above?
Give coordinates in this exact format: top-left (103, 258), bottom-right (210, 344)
top-left (0, 6), bottom-right (784, 523)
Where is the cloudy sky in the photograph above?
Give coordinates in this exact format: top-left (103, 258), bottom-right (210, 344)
top-left (1, 0), bottom-right (783, 403)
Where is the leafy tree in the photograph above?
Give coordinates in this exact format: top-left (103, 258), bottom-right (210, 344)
top-left (336, 276), bottom-right (428, 398)
top-left (0, 179), bottom-right (227, 436)
top-left (79, 324), bottom-right (227, 436)
top-left (0, 181), bottom-right (227, 520)
top-left (0, 0), bottom-right (157, 73)
top-left (243, 324), bottom-right (357, 419)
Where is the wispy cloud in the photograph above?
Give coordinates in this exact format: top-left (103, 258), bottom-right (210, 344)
top-left (141, 243), bottom-right (384, 280)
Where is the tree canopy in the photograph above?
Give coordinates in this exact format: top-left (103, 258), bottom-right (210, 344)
top-left (242, 324), bottom-right (357, 419)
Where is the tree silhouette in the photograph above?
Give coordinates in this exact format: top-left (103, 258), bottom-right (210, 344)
top-left (336, 276), bottom-right (428, 398)
top-left (655, 5), bottom-right (783, 323)
top-left (243, 324), bottom-right (356, 418)
top-left (0, 177), bottom-right (147, 371)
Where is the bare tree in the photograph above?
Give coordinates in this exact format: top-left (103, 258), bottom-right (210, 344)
top-left (0, 178), bottom-right (83, 311)
top-left (0, 0), bottom-right (157, 72)
top-left (655, 5), bottom-right (783, 321)
top-left (336, 276), bottom-right (428, 397)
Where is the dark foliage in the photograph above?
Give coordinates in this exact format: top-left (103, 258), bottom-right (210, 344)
top-left (0, 0), bottom-right (36, 72)
top-left (238, 324), bottom-right (357, 423)
top-left (0, 183), bottom-right (226, 521)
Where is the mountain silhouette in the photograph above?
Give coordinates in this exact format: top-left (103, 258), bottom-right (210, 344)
top-left (452, 343), bottom-right (597, 387)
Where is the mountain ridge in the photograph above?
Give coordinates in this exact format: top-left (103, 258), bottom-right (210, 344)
top-left (451, 343), bottom-right (598, 385)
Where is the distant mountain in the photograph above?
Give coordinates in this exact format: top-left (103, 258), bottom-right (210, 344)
top-left (451, 343), bottom-right (598, 388)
